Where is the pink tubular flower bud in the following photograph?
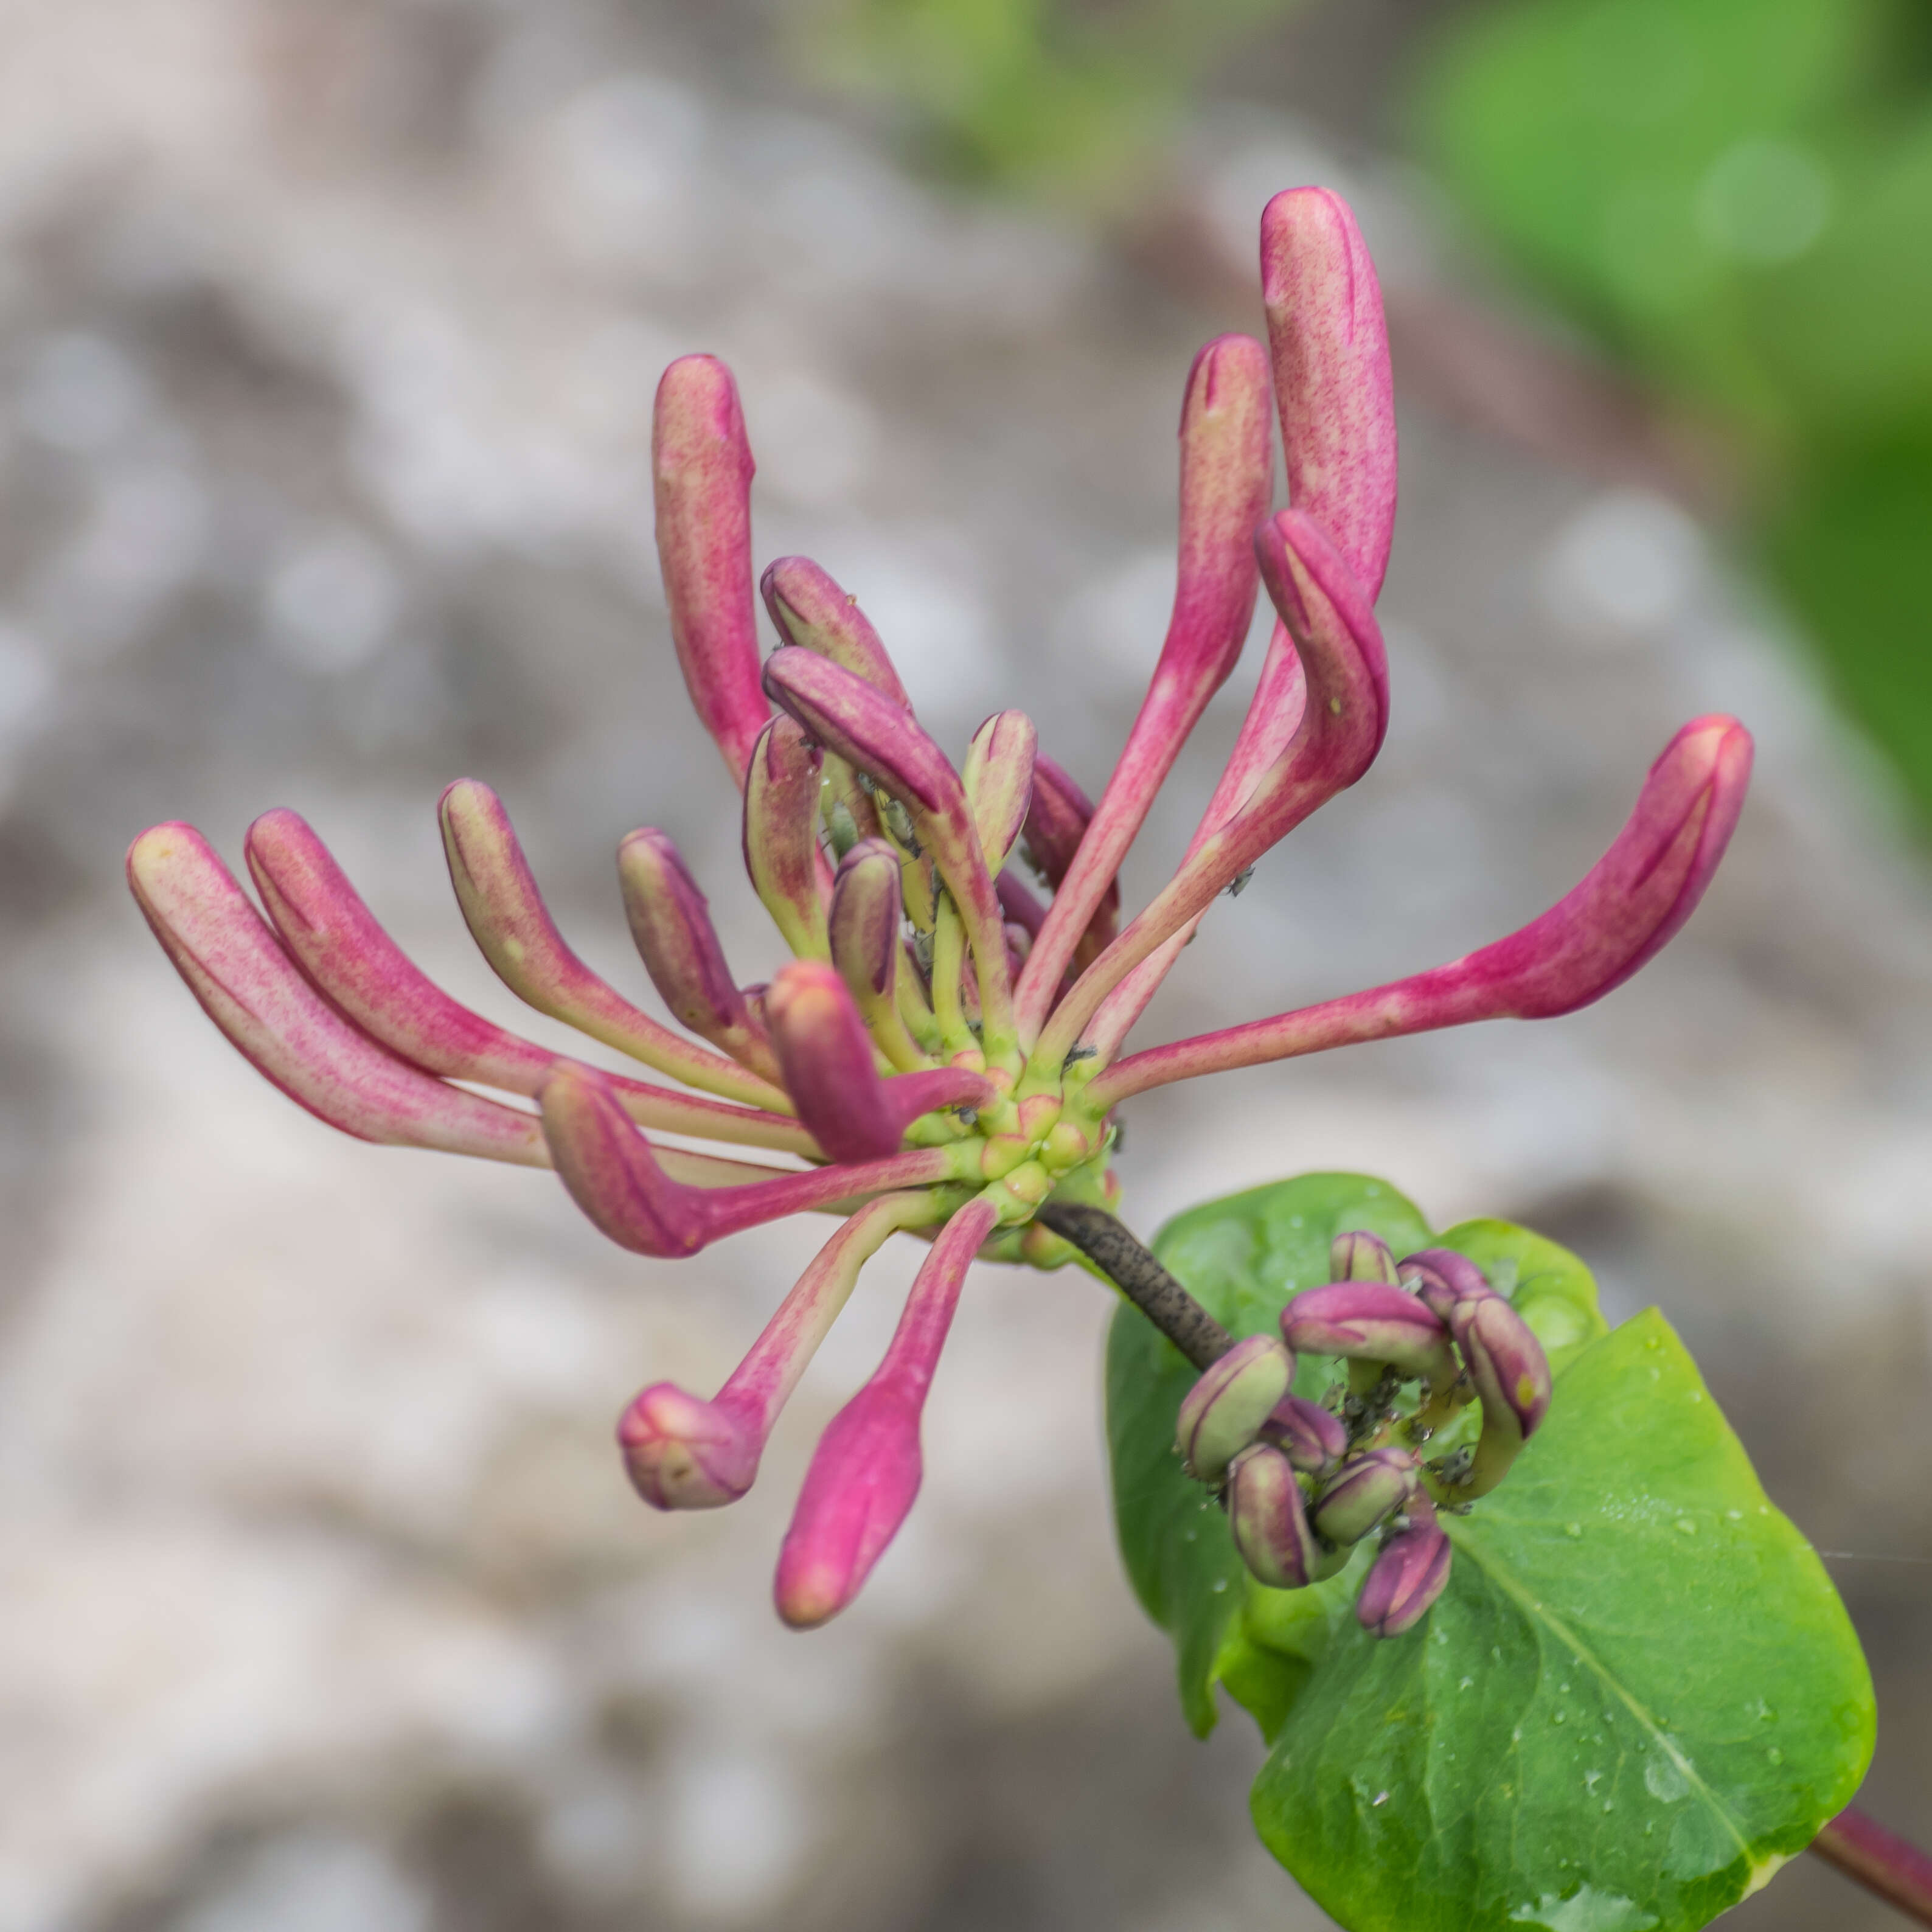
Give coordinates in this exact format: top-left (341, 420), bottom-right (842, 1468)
top-left (830, 841), bottom-right (926, 1072)
top-left (775, 1195), bottom-right (1001, 1627)
top-left (1312, 1445), bottom-right (1421, 1546)
top-left (760, 556), bottom-right (911, 709)
top-left (616, 829), bottom-right (776, 1077)
top-left (1357, 1495), bottom-right (1453, 1638)
top-left (243, 807), bottom-right (817, 1154)
top-left (1174, 1334), bottom-right (1296, 1485)
top-left (765, 961), bottom-right (991, 1163)
top-left (653, 354), bottom-right (768, 787)
top-left (765, 647), bottom-right (1015, 1057)
top-left (1332, 1229), bottom-right (1397, 1284)
top-left (765, 644), bottom-right (961, 818)
top-left (1260, 1392), bottom-right (1349, 1473)
top-left (962, 710), bottom-right (1039, 872)
top-left (128, 824), bottom-right (548, 1166)
top-left (1013, 334), bottom-right (1273, 1038)
top-left (1280, 1282), bottom-right (1458, 1388)
top-left (1260, 187), bottom-right (1397, 603)
top-left (742, 716), bottom-right (832, 961)
top-left (1027, 509), bottom-right (1388, 1075)
top-left (619, 1192), bottom-right (936, 1510)
top-left (1448, 1294), bottom-right (1553, 1498)
top-left (1397, 1247), bottom-right (1496, 1321)
top-left (1091, 715), bottom-right (1754, 1108)
top-left (1226, 1442), bottom-right (1343, 1590)
top-left (439, 779), bottom-right (786, 1111)
top-left (538, 1063), bottom-right (964, 1257)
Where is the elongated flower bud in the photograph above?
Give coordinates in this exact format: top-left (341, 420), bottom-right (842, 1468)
top-left (1010, 335), bottom-right (1271, 1035)
top-left (1313, 1445), bottom-right (1421, 1546)
top-left (963, 710), bottom-right (1038, 871)
top-left (765, 645), bottom-right (961, 819)
top-left (539, 1063), bottom-right (963, 1257)
top-left (765, 961), bottom-right (990, 1162)
top-left (619, 1192), bottom-right (933, 1510)
top-left (776, 1197), bottom-right (1000, 1627)
top-left (1357, 1495), bottom-right (1452, 1638)
top-left (1260, 187), bottom-right (1397, 603)
top-left (766, 647), bottom-right (1014, 1054)
top-left (1450, 716), bottom-right (1753, 1020)
top-left (245, 807), bottom-right (816, 1155)
top-left (1093, 715), bottom-right (1756, 1107)
top-left (1332, 1229), bottom-right (1397, 1284)
top-left (1226, 1442), bottom-right (1341, 1590)
top-left (616, 829), bottom-right (774, 1075)
top-left (1280, 1282), bottom-right (1457, 1387)
top-left (760, 556), bottom-right (911, 709)
top-left (653, 354), bottom-right (768, 785)
top-left (830, 840), bottom-right (926, 1071)
top-left (439, 779), bottom-right (784, 1108)
top-left (743, 716), bottom-right (830, 960)
top-left (1260, 1392), bottom-right (1349, 1472)
top-left (1174, 1333), bottom-right (1295, 1485)
top-left (129, 824), bottom-right (548, 1166)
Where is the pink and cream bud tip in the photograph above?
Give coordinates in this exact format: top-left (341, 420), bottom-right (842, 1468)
top-left (617, 1383), bottom-right (759, 1510)
top-left (773, 1383), bottom-right (925, 1629)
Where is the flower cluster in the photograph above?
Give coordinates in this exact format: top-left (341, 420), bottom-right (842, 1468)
top-left (127, 187), bottom-right (1751, 1630)
top-left (1178, 1232), bottom-right (1549, 1635)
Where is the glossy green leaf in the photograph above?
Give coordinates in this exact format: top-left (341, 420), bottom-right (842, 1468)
top-left (1107, 1173), bottom-right (1872, 1932)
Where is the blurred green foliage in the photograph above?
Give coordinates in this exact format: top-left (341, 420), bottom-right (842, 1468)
top-left (1418, 0), bottom-right (1932, 815)
top-left (798, 0), bottom-right (1306, 201)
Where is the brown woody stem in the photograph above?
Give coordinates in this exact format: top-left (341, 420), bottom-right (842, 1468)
top-left (1037, 1203), bottom-right (1234, 1372)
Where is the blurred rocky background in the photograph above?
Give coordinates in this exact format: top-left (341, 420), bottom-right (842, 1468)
top-left (0, 0), bottom-right (1928, 1927)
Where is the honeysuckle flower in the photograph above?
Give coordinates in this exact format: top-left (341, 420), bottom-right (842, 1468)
top-left (128, 184), bottom-right (1751, 1631)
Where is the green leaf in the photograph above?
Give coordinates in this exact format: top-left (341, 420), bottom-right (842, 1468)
top-left (1105, 1173), bottom-right (1873, 1932)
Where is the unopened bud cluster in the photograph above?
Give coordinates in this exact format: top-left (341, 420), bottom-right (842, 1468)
top-left (1175, 1232), bottom-right (1551, 1636)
